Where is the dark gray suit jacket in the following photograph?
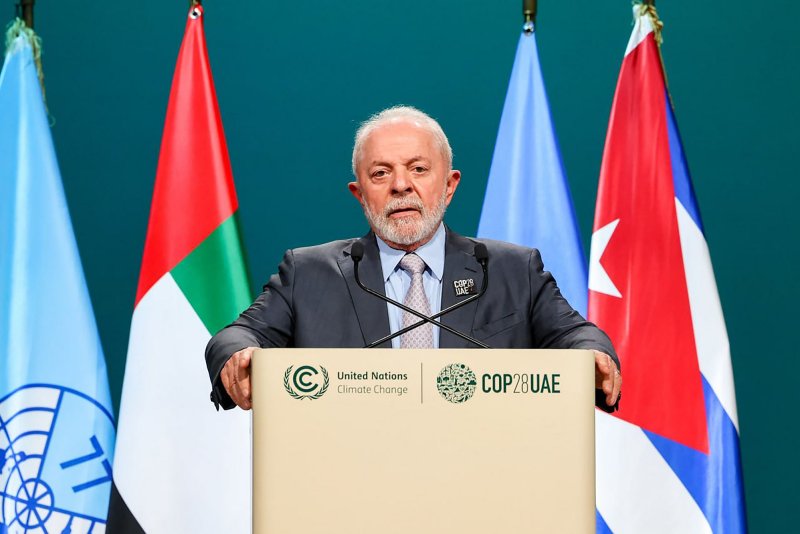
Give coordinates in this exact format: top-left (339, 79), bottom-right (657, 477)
top-left (206, 228), bottom-right (618, 410)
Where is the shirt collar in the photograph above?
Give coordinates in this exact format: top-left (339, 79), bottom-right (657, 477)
top-left (375, 223), bottom-right (446, 282)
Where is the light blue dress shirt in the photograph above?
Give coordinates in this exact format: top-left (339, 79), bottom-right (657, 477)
top-left (376, 223), bottom-right (445, 348)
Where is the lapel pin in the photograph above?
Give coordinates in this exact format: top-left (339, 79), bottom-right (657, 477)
top-left (453, 278), bottom-right (477, 297)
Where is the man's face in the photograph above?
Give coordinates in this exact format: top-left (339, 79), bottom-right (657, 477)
top-left (348, 121), bottom-right (460, 249)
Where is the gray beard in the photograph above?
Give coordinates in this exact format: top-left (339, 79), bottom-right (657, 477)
top-left (362, 192), bottom-right (447, 246)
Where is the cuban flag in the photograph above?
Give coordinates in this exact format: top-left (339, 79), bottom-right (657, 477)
top-left (589, 5), bottom-right (747, 532)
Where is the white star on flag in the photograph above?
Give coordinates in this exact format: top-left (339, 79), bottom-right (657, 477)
top-left (588, 218), bottom-right (622, 298)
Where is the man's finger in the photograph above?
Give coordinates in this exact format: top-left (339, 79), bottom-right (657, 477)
top-left (228, 354), bottom-right (243, 405)
top-left (221, 357), bottom-right (234, 397)
top-left (236, 355), bottom-right (251, 403)
top-left (222, 353), bottom-right (241, 405)
top-left (594, 350), bottom-right (611, 388)
top-left (609, 368), bottom-right (622, 406)
top-left (599, 354), bottom-right (614, 395)
top-left (602, 371), bottom-right (614, 396)
top-left (238, 350), bottom-right (252, 373)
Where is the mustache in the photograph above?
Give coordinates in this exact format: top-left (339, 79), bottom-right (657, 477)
top-left (382, 196), bottom-right (425, 217)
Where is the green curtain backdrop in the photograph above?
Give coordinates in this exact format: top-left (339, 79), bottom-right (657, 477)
top-left (10, 0), bottom-right (797, 531)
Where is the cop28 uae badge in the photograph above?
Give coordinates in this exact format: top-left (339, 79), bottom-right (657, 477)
top-left (284, 365), bottom-right (329, 400)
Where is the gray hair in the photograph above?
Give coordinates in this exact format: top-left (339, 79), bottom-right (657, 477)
top-left (351, 106), bottom-right (453, 176)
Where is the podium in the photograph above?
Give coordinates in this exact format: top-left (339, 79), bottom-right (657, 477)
top-left (252, 348), bottom-right (596, 533)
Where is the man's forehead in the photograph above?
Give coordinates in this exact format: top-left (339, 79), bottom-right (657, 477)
top-left (362, 122), bottom-right (438, 154)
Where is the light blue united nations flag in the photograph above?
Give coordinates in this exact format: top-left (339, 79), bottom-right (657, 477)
top-left (477, 23), bottom-right (588, 316)
top-left (0, 21), bottom-right (115, 533)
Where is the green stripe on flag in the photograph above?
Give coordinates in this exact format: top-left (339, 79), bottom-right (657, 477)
top-left (171, 213), bottom-right (252, 334)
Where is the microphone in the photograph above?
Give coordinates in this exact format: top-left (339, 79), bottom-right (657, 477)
top-left (350, 241), bottom-right (366, 261)
top-left (474, 242), bottom-right (488, 264)
top-left (350, 241), bottom-right (490, 349)
top-left (377, 242), bottom-right (490, 348)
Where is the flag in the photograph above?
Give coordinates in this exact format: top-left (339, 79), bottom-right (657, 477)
top-left (589, 5), bottom-right (746, 532)
top-left (109, 5), bottom-right (251, 533)
top-left (0, 21), bottom-right (115, 533)
top-left (477, 23), bottom-right (587, 315)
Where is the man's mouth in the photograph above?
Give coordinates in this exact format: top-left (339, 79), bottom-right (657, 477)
top-left (387, 207), bottom-right (420, 218)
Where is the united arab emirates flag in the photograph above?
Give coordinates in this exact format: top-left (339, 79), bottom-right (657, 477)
top-left (108, 5), bottom-right (251, 533)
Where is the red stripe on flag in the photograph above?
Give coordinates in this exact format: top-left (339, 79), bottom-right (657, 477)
top-left (590, 34), bottom-right (708, 453)
top-left (136, 5), bottom-right (239, 305)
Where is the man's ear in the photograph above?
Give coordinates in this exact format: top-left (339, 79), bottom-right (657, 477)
top-left (445, 170), bottom-right (461, 205)
top-left (348, 181), bottom-right (363, 203)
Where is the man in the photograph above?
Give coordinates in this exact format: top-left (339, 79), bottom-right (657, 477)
top-left (206, 106), bottom-right (621, 411)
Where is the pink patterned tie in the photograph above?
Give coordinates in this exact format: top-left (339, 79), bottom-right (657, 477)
top-left (399, 254), bottom-right (434, 348)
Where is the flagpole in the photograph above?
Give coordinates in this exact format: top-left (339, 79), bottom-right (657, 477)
top-left (19, 0), bottom-right (34, 29)
top-left (638, 0), bottom-right (669, 92)
top-left (523, 0), bottom-right (537, 22)
top-left (523, 0), bottom-right (537, 33)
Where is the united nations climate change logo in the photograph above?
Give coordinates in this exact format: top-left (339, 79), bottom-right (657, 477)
top-left (284, 365), bottom-right (329, 400)
top-left (436, 363), bottom-right (477, 403)
top-left (1, 384), bottom-right (115, 533)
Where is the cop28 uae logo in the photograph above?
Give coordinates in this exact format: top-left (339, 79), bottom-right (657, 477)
top-left (436, 363), bottom-right (477, 403)
top-left (284, 365), bottom-right (329, 400)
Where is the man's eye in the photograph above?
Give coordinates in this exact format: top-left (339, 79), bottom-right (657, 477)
top-left (372, 170), bottom-right (388, 178)
top-left (413, 166), bottom-right (427, 173)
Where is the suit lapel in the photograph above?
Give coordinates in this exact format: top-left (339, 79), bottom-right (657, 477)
top-left (439, 228), bottom-right (483, 348)
top-left (338, 233), bottom-right (392, 348)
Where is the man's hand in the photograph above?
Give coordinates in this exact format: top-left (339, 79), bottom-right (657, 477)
top-left (594, 350), bottom-right (622, 408)
top-left (220, 347), bottom-right (255, 410)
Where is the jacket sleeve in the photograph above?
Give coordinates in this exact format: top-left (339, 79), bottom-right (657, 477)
top-left (527, 248), bottom-right (618, 364)
top-left (205, 249), bottom-right (297, 409)
top-left (526, 249), bottom-right (621, 413)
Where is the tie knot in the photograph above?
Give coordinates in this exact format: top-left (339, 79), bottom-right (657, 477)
top-left (399, 253), bottom-right (426, 276)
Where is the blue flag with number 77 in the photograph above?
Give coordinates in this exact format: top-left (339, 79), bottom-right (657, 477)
top-left (0, 23), bottom-right (115, 532)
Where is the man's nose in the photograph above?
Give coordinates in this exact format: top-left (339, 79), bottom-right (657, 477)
top-left (390, 169), bottom-right (412, 193)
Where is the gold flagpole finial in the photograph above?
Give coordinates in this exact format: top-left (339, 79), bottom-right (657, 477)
top-left (638, 0), bottom-right (664, 45)
top-left (523, 0), bottom-right (537, 34)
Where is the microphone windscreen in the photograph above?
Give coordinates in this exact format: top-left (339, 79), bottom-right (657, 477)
top-left (351, 241), bottom-right (365, 262)
top-left (474, 243), bottom-right (489, 263)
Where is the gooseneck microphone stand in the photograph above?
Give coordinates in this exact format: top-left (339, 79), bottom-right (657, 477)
top-left (350, 241), bottom-right (491, 349)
